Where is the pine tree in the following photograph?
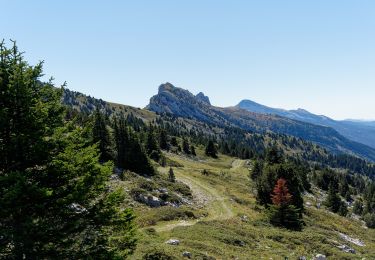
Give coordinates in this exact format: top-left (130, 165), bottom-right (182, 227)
top-left (146, 123), bottom-right (161, 161)
top-left (191, 145), bottom-right (196, 156)
top-left (205, 140), bottom-right (218, 158)
top-left (269, 178), bottom-right (302, 230)
top-left (250, 160), bottom-right (263, 180)
top-left (182, 137), bottom-right (191, 154)
top-left (0, 42), bottom-right (136, 258)
top-left (92, 107), bottom-right (112, 162)
top-left (114, 118), bottom-right (155, 176)
top-left (159, 128), bottom-right (169, 150)
top-left (324, 185), bottom-right (343, 213)
top-left (168, 167), bottom-right (176, 182)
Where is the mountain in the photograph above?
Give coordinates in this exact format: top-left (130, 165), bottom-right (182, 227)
top-left (147, 83), bottom-right (375, 162)
top-left (237, 100), bottom-right (375, 149)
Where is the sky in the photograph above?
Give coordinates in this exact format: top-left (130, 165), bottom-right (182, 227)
top-left (1, 0), bottom-right (374, 120)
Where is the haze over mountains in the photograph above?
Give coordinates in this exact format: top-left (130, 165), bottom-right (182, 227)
top-left (237, 100), bottom-right (375, 149)
top-left (147, 83), bottom-right (375, 162)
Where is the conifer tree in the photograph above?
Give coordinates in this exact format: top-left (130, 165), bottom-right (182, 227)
top-left (324, 185), bottom-right (343, 213)
top-left (168, 167), bottom-right (176, 182)
top-left (191, 145), bottom-right (196, 156)
top-left (0, 42), bottom-right (136, 258)
top-left (205, 140), bottom-right (218, 158)
top-left (114, 118), bottom-right (155, 176)
top-left (146, 123), bottom-right (161, 161)
top-left (269, 178), bottom-right (302, 230)
top-left (93, 107), bottom-right (112, 162)
top-left (159, 128), bottom-right (169, 150)
top-left (182, 137), bottom-right (191, 154)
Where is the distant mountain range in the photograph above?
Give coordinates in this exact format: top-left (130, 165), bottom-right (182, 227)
top-left (147, 83), bottom-right (375, 162)
top-left (237, 100), bottom-right (375, 149)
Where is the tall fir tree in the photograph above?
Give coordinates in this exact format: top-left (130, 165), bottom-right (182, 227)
top-left (182, 137), bottom-right (191, 154)
top-left (159, 128), bottom-right (169, 150)
top-left (269, 178), bottom-right (302, 230)
top-left (205, 140), bottom-right (218, 158)
top-left (146, 123), bottom-right (161, 161)
top-left (92, 107), bottom-right (112, 162)
top-left (0, 42), bottom-right (136, 258)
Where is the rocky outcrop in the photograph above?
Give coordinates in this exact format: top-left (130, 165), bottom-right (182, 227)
top-left (195, 92), bottom-right (211, 105)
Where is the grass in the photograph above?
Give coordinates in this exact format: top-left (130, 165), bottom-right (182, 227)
top-left (128, 148), bottom-right (375, 259)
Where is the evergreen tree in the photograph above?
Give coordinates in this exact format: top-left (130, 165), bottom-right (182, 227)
top-left (268, 178), bottom-right (302, 230)
top-left (205, 140), bottom-right (218, 158)
top-left (191, 145), bottom-right (196, 156)
top-left (159, 129), bottom-right (169, 150)
top-left (353, 199), bottom-right (364, 215)
top-left (146, 123), bottom-right (161, 161)
top-left (324, 185), bottom-right (343, 213)
top-left (114, 118), bottom-right (155, 176)
top-left (168, 167), bottom-right (176, 183)
top-left (92, 107), bottom-right (112, 162)
top-left (170, 137), bottom-right (178, 147)
top-left (182, 137), bottom-right (191, 154)
top-left (0, 42), bottom-right (136, 258)
top-left (266, 146), bottom-right (283, 165)
top-left (251, 160), bottom-right (263, 181)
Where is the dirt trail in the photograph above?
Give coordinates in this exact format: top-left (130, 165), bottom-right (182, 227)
top-left (154, 160), bottom-right (244, 232)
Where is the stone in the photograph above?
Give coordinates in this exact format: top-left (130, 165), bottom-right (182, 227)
top-left (137, 194), bottom-right (162, 208)
top-left (68, 203), bottom-right (87, 214)
top-left (182, 251), bottom-right (192, 258)
top-left (338, 244), bottom-right (356, 254)
top-left (314, 254), bottom-right (326, 260)
top-left (166, 239), bottom-right (180, 245)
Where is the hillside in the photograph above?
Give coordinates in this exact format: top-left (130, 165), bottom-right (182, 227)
top-left (128, 149), bottom-right (375, 259)
top-left (147, 83), bottom-right (375, 162)
top-left (237, 100), bottom-right (375, 149)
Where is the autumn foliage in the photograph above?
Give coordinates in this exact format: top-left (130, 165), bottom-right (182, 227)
top-left (271, 178), bottom-right (292, 206)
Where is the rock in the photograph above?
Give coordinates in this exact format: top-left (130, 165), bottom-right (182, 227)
top-left (338, 232), bottom-right (365, 247)
top-left (137, 195), bottom-right (162, 208)
top-left (166, 239), bottom-right (180, 245)
top-left (298, 257), bottom-right (307, 260)
top-left (195, 92), bottom-right (211, 105)
top-left (338, 244), bottom-right (356, 254)
top-left (305, 201), bottom-right (312, 207)
top-left (314, 254), bottom-right (326, 260)
top-left (159, 188), bottom-right (168, 194)
top-left (182, 251), bottom-right (192, 258)
top-left (240, 215), bottom-right (249, 222)
top-left (68, 203), bottom-right (87, 214)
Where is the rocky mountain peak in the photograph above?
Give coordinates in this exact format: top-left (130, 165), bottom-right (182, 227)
top-left (195, 92), bottom-right (211, 105)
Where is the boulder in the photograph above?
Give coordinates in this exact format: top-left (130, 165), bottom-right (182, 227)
top-left (338, 244), bottom-right (356, 254)
top-left (182, 251), bottom-right (192, 258)
top-left (314, 254), bottom-right (326, 260)
top-left (166, 239), bottom-right (180, 245)
top-left (138, 194), bottom-right (162, 208)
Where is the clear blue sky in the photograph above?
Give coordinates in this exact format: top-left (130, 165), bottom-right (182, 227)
top-left (2, 0), bottom-right (374, 120)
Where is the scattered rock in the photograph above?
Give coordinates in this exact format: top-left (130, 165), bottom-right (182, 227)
top-left (298, 257), bottom-right (307, 260)
top-left (314, 254), bottom-right (326, 260)
top-left (137, 194), bottom-right (162, 207)
top-left (68, 203), bottom-right (87, 214)
top-left (338, 232), bottom-right (365, 247)
top-left (338, 244), bottom-right (356, 254)
top-left (240, 215), bottom-right (249, 222)
top-left (166, 239), bottom-right (180, 245)
top-left (305, 201), bottom-right (312, 207)
top-left (182, 251), bottom-right (192, 258)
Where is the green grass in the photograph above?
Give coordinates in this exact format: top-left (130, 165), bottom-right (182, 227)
top-left (129, 149), bottom-right (375, 259)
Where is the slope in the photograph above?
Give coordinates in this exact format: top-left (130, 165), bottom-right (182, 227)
top-left (147, 83), bottom-right (375, 162)
top-left (238, 99), bottom-right (375, 149)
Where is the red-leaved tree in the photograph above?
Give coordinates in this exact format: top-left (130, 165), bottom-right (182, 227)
top-left (271, 178), bottom-right (292, 206)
